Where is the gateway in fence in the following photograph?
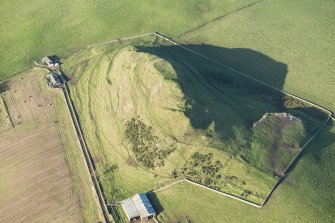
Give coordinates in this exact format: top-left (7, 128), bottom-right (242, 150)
top-left (121, 193), bottom-right (156, 222)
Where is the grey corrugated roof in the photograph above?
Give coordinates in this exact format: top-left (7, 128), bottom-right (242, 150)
top-left (121, 193), bottom-right (156, 220)
top-left (121, 198), bottom-right (140, 220)
top-left (133, 193), bottom-right (156, 218)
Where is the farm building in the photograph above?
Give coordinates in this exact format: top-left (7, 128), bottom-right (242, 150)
top-left (42, 56), bottom-right (54, 67)
top-left (121, 193), bottom-right (156, 222)
top-left (42, 56), bottom-right (60, 68)
top-left (46, 73), bottom-right (62, 88)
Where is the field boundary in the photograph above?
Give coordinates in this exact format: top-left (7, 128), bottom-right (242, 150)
top-left (152, 111), bottom-right (329, 208)
top-left (154, 32), bottom-right (333, 117)
top-left (152, 179), bottom-right (262, 208)
top-left (149, 32), bottom-right (333, 207)
top-left (262, 115), bottom-right (331, 206)
top-left (85, 32), bottom-right (154, 48)
top-left (40, 32), bottom-right (333, 213)
top-left (62, 84), bottom-right (111, 223)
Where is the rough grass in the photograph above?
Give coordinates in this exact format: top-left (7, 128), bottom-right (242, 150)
top-left (63, 36), bottom-right (327, 208)
top-left (0, 0), bottom-right (256, 80)
top-left (150, 120), bottom-right (335, 223)
top-left (179, 0), bottom-right (335, 112)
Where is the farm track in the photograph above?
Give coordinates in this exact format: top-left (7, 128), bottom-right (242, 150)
top-left (62, 83), bottom-right (111, 223)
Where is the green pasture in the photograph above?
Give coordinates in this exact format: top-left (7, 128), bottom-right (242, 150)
top-left (0, 0), bottom-right (255, 81)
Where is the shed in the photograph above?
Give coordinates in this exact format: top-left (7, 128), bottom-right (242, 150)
top-left (42, 56), bottom-right (54, 67)
top-left (121, 193), bottom-right (156, 222)
top-left (46, 73), bottom-right (62, 88)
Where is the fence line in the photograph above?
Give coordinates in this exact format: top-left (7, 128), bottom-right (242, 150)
top-left (44, 32), bottom-right (333, 213)
top-left (283, 116), bottom-right (331, 175)
top-left (85, 32), bottom-right (154, 48)
top-left (152, 179), bottom-right (262, 208)
top-left (148, 32), bottom-right (333, 208)
top-left (62, 84), bottom-right (111, 223)
top-left (153, 32), bottom-right (333, 117)
top-left (262, 115), bottom-right (331, 206)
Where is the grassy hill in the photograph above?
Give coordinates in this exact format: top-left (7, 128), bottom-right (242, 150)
top-left (0, 0), bottom-right (255, 80)
top-left (62, 34), bottom-right (328, 216)
top-left (1, 0), bottom-right (334, 222)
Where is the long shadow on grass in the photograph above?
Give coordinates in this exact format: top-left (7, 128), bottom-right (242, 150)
top-left (136, 44), bottom-right (287, 134)
top-left (135, 43), bottom-right (330, 175)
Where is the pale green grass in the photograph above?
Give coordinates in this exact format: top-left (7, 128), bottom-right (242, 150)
top-left (0, 0), bottom-right (255, 80)
top-left (180, 0), bottom-right (335, 111)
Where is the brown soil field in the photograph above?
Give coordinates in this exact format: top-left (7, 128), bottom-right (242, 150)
top-left (0, 69), bottom-right (103, 222)
top-left (0, 124), bottom-right (83, 222)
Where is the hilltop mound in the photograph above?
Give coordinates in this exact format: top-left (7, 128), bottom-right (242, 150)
top-left (63, 38), bottom-right (328, 204)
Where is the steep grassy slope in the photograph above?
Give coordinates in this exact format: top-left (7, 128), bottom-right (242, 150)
top-left (179, 0), bottom-right (335, 111)
top-left (0, 0), bottom-right (255, 80)
top-left (150, 120), bottom-right (335, 223)
top-left (63, 36), bottom-right (327, 210)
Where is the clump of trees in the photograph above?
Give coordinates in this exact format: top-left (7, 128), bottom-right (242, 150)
top-left (125, 117), bottom-right (175, 169)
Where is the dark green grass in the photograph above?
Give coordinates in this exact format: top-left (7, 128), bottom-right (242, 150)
top-left (136, 40), bottom-right (329, 176)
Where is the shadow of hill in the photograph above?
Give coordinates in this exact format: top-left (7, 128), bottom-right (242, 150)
top-left (136, 44), bottom-right (288, 136)
top-left (135, 43), bottom-right (332, 176)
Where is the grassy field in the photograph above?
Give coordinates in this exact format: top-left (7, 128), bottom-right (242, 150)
top-left (0, 69), bottom-right (103, 222)
top-left (0, 0), bottom-right (256, 81)
top-left (178, 0), bottom-right (335, 112)
top-left (0, 0), bottom-right (334, 222)
top-left (149, 120), bottom-right (335, 223)
top-left (62, 34), bottom-right (328, 215)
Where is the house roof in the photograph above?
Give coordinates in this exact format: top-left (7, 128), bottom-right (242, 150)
top-left (121, 193), bottom-right (156, 220)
